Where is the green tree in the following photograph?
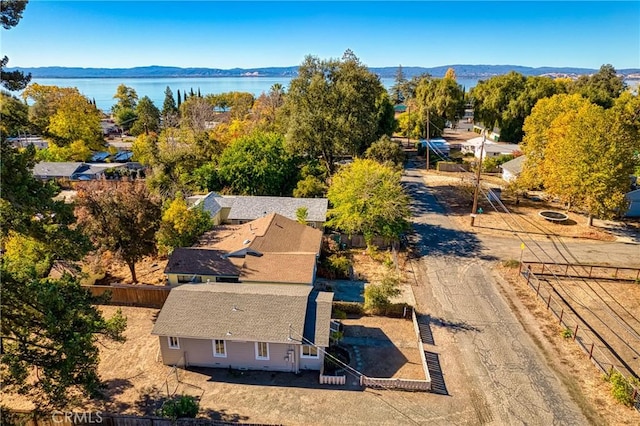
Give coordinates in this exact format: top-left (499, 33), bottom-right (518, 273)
top-left (571, 64), bottom-right (625, 108)
top-left (76, 181), bottom-right (161, 283)
top-left (112, 84), bottom-right (138, 131)
top-left (47, 91), bottom-right (103, 149)
top-left (389, 64), bottom-right (406, 104)
top-left (157, 196), bottom-right (212, 253)
top-left (415, 76), bottom-right (465, 137)
top-left (327, 158), bottom-right (410, 244)
top-left (0, 90), bottom-right (29, 138)
top-left (218, 131), bottom-right (298, 195)
top-left (1, 137), bottom-right (124, 408)
top-left (471, 72), bottom-right (565, 142)
top-left (130, 96), bottom-right (160, 136)
top-left (0, 142), bottom-right (90, 259)
top-left (0, 0), bottom-right (31, 91)
top-left (284, 50), bottom-right (390, 173)
top-left (525, 95), bottom-right (637, 224)
top-left (365, 135), bottom-right (406, 168)
top-left (190, 162), bottom-right (221, 192)
top-left (520, 93), bottom-right (593, 189)
top-left (161, 86), bottom-right (178, 127)
top-left (1, 271), bottom-right (127, 408)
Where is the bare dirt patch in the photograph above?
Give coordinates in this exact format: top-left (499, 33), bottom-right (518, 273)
top-left (496, 264), bottom-right (640, 425)
top-left (421, 170), bottom-right (617, 242)
top-left (342, 316), bottom-right (424, 380)
top-left (79, 252), bottom-right (168, 286)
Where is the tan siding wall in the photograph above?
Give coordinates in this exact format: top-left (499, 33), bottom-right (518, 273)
top-left (158, 337), bottom-right (324, 372)
top-left (158, 336), bottom-right (186, 366)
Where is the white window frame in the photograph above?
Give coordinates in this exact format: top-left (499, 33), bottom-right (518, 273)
top-left (300, 344), bottom-right (319, 358)
top-left (213, 339), bottom-right (227, 358)
top-left (167, 336), bottom-right (180, 350)
top-left (255, 342), bottom-right (269, 360)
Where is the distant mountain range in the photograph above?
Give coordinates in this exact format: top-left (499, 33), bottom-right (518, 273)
top-left (5, 65), bottom-right (640, 79)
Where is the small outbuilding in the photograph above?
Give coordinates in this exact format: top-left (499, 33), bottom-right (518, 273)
top-left (625, 189), bottom-right (640, 217)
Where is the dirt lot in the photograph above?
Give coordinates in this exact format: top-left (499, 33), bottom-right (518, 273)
top-left (497, 264), bottom-right (640, 425)
top-left (1, 307), bottom-right (434, 424)
top-left (421, 170), bottom-right (621, 242)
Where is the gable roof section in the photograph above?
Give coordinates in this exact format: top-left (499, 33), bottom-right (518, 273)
top-left (151, 283), bottom-right (332, 345)
top-left (33, 162), bottom-right (83, 178)
top-left (164, 248), bottom-right (240, 277)
top-left (241, 253), bottom-right (318, 285)
top-left (501, 155), bottom-right (526, 175)
top-left (205, 213), bottom-right (322, 256)
top-left (226, 196), bottom-right (328, 222)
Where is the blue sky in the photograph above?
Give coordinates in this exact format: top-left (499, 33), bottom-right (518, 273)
top-left (2, 1), bottom-right (639, 69)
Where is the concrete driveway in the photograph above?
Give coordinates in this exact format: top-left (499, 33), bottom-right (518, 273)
top-left (403, 159), bottom-right (591, 424)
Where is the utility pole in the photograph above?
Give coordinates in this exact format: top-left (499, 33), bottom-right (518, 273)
top-left (425, 110), bottom-right (430, 170)
top-left (470, 130), bottom-right (486, 226)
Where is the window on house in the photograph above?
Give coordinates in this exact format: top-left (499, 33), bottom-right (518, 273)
top-left (167, 336), bottom-right (180, 349)
top-left (301, 345), bottom-right (318, 358)
top-left (213, 339), bottom-right (226, 357)
top-left (177, 275), bottom-right (202, 283)
top-left (255, 342), bottom-right (269, 360)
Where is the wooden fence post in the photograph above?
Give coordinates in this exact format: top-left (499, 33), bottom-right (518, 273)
top-left (536, 281), bottom-right (540, 296)
top-left (573, 324), bottom-right (579, 340)
top-left (559, 309), bottom-right (564, 324)
top-left (589, 343), bottom-right (594, 360)
top-left (546, 295), bottom-right (551, 309)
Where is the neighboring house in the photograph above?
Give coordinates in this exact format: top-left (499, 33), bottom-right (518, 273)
top-left (33, 162), bottom-right (129, 181)
top-left (500, 155), bottom-right (526, 182)
top-left (461, 137), bottom-right (520, 160)
top-left (625, 189), bottom-right (640, 217)
top-left (8, 135), bottom-right (49, 149)
top-left (152, 283), bottom-right (333, 372)
top-left (192, 193), bottom-right (329, 229)
top-left (165, 213), bottom-right (323, 286)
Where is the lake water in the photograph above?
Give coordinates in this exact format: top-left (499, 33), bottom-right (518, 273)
top-left (29, 76), bottom-right (481, 113)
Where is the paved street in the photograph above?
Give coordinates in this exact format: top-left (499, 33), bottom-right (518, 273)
top-left (403, 160), bottom-right (590, 425)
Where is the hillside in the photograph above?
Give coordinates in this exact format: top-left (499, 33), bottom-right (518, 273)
top-left (6, 64), bottom-right (640, 79)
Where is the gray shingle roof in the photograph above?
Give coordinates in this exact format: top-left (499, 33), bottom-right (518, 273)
top-left (33, 162), bottom-right (83, 178)
top-left (151, 283), bottom-right (333, 346)
top-left (164, 248), bottom-right (240, 277)
top-left (500, 155), bottom-right (526, 175)
top-left (226, 196), bottom-right (328, 222)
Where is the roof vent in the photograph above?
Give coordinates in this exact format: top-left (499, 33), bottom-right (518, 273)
top-left (226, 331), bottom-right (232, 336)
top-left (243, 239), bottom-right (251, 245)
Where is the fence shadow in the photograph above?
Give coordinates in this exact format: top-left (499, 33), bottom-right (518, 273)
top-left (424, 351), bottom-right (448, 396)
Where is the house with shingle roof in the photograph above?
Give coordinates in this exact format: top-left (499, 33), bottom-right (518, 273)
top-left (500, 155), bottom-right (526, 182)
top-left (164, 213), bottom-right (322, 286)
top-left (191, 192), bottom-right (328, 229)
top-left (157, 212), bottom-right (333, 372)
top-left (152, 283), bottom-right (333, 372)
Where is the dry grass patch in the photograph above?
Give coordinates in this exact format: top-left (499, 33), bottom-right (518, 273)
top-left (496, 264), bottom-right (640, 425)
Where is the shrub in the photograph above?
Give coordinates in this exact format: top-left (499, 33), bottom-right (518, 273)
top-left (325, 254), bottom-right (352, 279)
top-left (332, 301), bottom-right (364, 315)
top-left (606, 370), bottom-right (639, 406)
top-left (158, 395), bottom-right (199, 420)
top-left (364, 272), bottom-right (402, 314)
top-left (561, 327), bottom-right (573, 339)
top-left (332, 309), bottom-right (347, 320)
top-left (502, 259), bottom-right (521, 268)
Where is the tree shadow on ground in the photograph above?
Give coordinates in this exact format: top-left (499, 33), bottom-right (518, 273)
top-left (202, 408), bottom-right (250, 423)
top-left (99, 378), bottom-right (133, 412)
top-left (409, 223), bottom-right (496, 260)
top-left (427, 314), bottom-right (482, 334)
top-left (189, 367), bottom-right (359, 392)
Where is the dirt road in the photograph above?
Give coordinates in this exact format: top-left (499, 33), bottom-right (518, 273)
top-left (403, 160), bottom-right (590, 424)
